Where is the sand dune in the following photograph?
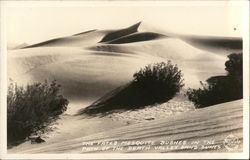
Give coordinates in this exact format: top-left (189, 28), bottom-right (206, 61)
top-left (7, 21), bottom-right (237, 109)
top-left (8, 35), bottom-right (227, 101)
top-left (10, 100), bottom-right (242, 153)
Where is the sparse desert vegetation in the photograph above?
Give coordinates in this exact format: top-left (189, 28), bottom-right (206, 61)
top-left (186, 53), bottom-right (242, 108)
top-left (7, 80), bottom-right (68, 147)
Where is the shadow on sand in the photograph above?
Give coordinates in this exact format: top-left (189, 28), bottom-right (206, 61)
top-left (76, 82), bottom-right (175, 117)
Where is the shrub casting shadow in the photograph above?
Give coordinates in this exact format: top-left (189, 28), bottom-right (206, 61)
top-left (77, 82), bottom-right (176, 117)
top-left (77, 61), bottom-right (184, 117)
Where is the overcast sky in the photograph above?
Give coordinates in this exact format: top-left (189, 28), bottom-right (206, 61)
top-left (6, 2), bottom-right (244, 44)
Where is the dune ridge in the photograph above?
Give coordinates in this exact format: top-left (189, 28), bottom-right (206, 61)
top-left (72, 29), bottom-right (97, 36)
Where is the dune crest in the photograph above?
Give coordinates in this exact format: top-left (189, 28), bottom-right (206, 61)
top-left (99, 22), bottom-right (141, 43)
top-left (106, 32), bottom-right (166, 44)
top-left (72, 29), bottom-right (97, 36)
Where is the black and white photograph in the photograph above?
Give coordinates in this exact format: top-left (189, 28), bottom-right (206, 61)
top-left (0, 0), bottom-right (249, 159)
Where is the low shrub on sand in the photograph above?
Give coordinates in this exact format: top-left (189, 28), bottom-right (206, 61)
top-left (186, 53), bottom-right (242, 108)
top-left (133, 61), bottom-right (184, 104)
top-left (80, 61), bottom-right (184, 115)
top-left (7, 80), bottom-right (68, 146)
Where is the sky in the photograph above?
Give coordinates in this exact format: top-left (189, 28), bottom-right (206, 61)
top-left (5, 2), bottom-right (244, 44)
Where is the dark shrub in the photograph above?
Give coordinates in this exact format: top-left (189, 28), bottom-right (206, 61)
top-left (7, 80), bottom-right (68, 146)
top-left (133, 61), bottom-right (184, 103)
top-left (80, 61), bottom-right (184, 116)
top-left (186, 53), bottom-right (242, 108)
top-left (225, 53), bottom-right (242, 76)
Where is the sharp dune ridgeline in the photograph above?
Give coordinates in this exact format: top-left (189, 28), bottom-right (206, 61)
top-left (7, 22), bottom-right (243, 153)
top-left (99, 21), bottom-right (141, 43)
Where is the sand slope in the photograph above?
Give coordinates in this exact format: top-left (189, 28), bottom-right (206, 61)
top-left (11, 100), bottom-right (242, 153)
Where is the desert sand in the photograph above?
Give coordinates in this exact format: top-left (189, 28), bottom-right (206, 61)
top-left (9, 100), bottom-right (242, 153)
top-left (7, 22), bottom-right (243, 153)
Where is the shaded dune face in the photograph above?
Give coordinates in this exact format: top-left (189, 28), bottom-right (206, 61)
top-left (8, 22), bottom-right (241, 102)
top-left (105, 32), bottom-right (166, 44)
top-left (182, 36), bottom-right (242, 55)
